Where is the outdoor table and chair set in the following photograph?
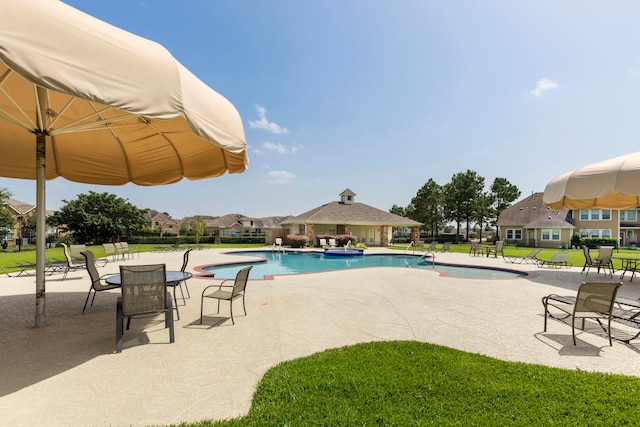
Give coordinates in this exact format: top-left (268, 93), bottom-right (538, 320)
top-left (542, 245), bottom-right (640, 345)
top-left (80, 248), bottom-right (252, 353)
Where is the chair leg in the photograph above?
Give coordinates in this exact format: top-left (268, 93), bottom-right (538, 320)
top-left (229, 299), bottom-right (234, 325)
top-left (572, 317), bottom-right (577, 345)
top-left (166, 292), bottom-right (175, 343)
top-left (116, 298), bottom-right (124, 353)
top-left (172, 286), bottom-right (180, 320)
top-left (241, 294), bottom-right (247, 316)
top-left (82, 289), bottom-right (93, 314)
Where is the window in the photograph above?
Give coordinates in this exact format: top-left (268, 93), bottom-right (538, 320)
top-left (579, 229), bottom-right (612, 238)
top-left (621, 210), bottom-right (638, 221)
top-left (541, 229), bottom-right (561, 241)
top-left (579, 209), bottom-right (611, 220)
top-left (506, 229), bottom-right (522, 240)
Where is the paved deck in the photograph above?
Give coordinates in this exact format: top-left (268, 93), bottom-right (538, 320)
top-left (1, 248), bottom-right (640, 426)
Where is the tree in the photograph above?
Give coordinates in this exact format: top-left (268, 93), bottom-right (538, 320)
top-left (0, 187), bottom-right (15, 235)
top-left (389, 204), bottom-right (406, 217)
top-left (50, 191), bottom-right (149, 243)
top-left (190, 215), bottom-right (206, 244)
top-left (442, 170), bottom-right (485, 241)
top-left (407, 179), bottom-right (443, 237)
top-left (489, 177), bottom-right (521, 238)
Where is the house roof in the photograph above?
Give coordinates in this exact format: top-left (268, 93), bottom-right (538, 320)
top-left (497, 192), bottom-right (574, 229)
top-left (282, 201), bottom-right (421, 226)
top-left (4, 198), bottom-right (35, 215)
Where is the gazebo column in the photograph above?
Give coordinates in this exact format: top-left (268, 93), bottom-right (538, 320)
top-left (380, 226), bottom-right (389, 247)
top-left (306, 223), bottom-right (314, 246)
top-left (410, 226), bottom-right (420, 245)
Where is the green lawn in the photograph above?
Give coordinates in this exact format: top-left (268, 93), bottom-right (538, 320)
top-left (179, 341), bottom-right (640, 426)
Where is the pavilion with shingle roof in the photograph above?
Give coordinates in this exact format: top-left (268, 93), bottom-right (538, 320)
top-left (281, 189), bottom-right (421, 246)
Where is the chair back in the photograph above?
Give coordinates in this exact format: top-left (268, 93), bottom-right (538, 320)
top-left (181, 248), bottom-right (192, 273)
top-left (527, 248), bottom-right (542, 259)
top-left (119, 264), bottom-right (167, 316)
top-left (275, 238), bottom-right (283, 245)
top-left (70, 244), bottom-right (86, 260)
top-left (114, 242), bottom-right (124, 256)
top-left (597, 246), bottom-right (614, 263)
top-left (550, 253), bottom-right (570, 262)
top-left (471, 241), bottom-right (480, 250)
top-left (574, 282), bottom-right (621, 316)
top-left (102, 243), bottom-right (116, 258)
top-left (81, 250), bottom-right (101, 287)
top-left (428, 241), bottom-right (437, 250)
top-left (494, 241), bottom-right (504, 251)
top-left (582, 245), bottom-right (593, 264)
top-left (319, 238), bottom-right (327, 246)
top-left (61, 243), bottom-right (75, 266)
top-left (231, 266), bottom-right (253, 297)
top-left (442, 242), bottom-right (451, 250)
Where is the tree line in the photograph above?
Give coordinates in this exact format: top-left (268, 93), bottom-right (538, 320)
top-left (390, 170), bottom-right (521, 241)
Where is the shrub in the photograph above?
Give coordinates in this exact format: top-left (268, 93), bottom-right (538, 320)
top-left (287, 234), bottom-right (309, 248)
top-left (581, 238), bottom-right (617, 249)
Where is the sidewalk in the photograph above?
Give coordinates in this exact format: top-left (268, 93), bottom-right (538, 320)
top-left (1, 248), bottom-right (639, 426)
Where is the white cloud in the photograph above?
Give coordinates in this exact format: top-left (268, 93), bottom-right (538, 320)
top-left (248, 105), bottom-right (289, 134)
top-left (530, 78), bottom-right (559, 97)
top-left (262, 141), bottom-right (287, 154)
top-left (265, 170), bottom-right (295, 184)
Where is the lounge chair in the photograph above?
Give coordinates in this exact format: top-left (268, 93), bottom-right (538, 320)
top-left (1, 261), bottom-right (37, 277)
top-left (319, 238), bottom-right (327, 247)
top-left (487, 241), bottom-right (505, 258)
top-left (200, 266), bottom-right (252, 325)
top-left (581, 245), bottom-right (613, 276)
top-left (536, 252), bottom-right (570, 268)
top-left (328, 238), bottom-right (337, 248)
top-left (116, 263), bottom-right (174, 353)
top-left (81, 250), bottom-right (119, 314)
top-left (426, 241), bottom-right (438, 251)
top-left (505, 248), bottom-right (542, 264)
top-left (542, 282), bottom-right (622, 345)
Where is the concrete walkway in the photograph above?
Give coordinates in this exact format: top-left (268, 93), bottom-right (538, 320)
top-left (1, 248), bottom-right (640, 426)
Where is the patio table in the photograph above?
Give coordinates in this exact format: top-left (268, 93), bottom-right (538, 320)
top-left (612, 256), bottom-right (640, 282)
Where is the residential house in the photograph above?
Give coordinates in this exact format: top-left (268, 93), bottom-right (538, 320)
top-left (281, 189), bottom-right (422, 246)
top-left (498, 192), bottom-right (640, 248)
top-left (2, 198), bottom-right (57, 244)
top-left (497, 192), bottom-right (574, 248)
top-left (145, 210), bottom-right (181, 236)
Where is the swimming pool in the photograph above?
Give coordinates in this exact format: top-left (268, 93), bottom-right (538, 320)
top-left (200, 251), bottom-right (527, 280)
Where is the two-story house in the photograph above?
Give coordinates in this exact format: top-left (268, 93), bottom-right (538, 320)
top-left (497, 192), bottom-right (640, 248)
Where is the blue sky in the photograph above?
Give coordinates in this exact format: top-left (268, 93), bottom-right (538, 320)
top-left (3, 1), bottom-right (640, 218)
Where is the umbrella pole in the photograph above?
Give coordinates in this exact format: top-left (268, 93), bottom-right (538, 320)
top-left (35, 131), bottom-right (46, 327)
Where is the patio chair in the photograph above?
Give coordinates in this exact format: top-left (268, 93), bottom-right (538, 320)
top-left (487, 240), bottom-right (505, 258)
top-left (437, 241), bottom-right (452, 252)
top-left (61, 243), bottom-right (87, 279)
top-left (542, 282), bottom-right (622, 345)
top-left (469, 241), bottom-right (484, 256)
top-left (319, 238), bottom-right (328, 247)
top-left (200, 266), bottom-right (253, 325)
top-left (328, 238), bottom-right (337, 248)
top-left (536, 252), bottom-right (570, 268)
top-left (581, 245), bottom-right (613, 276)
top-left (426, 241), bottom-right (438, 251)
top-left (116, 263), bottom-right (174, 353)
top-left (81, 250), bottom-right (119, 314)
top-left (166, 248), bottom-right (193, 320)
top-left (505, 248), bottom-right (542, 264)
top-left (102, 243), bottom-right (117, 262)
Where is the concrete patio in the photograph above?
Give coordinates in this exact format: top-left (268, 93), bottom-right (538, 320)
top-left (1, 248), bottom-right (640, 426)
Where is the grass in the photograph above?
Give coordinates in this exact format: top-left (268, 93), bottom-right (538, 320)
top-left (176, 341), bottom-right (640, 426)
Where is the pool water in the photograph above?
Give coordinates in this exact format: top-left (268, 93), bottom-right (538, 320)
top-left (201, 251), bottom-right (526, 280)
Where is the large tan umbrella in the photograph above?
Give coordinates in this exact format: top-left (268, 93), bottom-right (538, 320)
top-left (543, 152), bottom-right (640, 210)
top-left (0, 0), bottom-right (248, 327)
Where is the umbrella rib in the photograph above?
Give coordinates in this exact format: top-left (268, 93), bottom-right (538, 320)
top-left (0, 70), bottom-right (37, 131)
top-left (147, 121), bottom-right (186, 176)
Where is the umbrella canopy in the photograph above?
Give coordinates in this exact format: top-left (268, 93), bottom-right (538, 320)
top-left (0, 0), bottom-right (248, 327)
top-left (543, 152), bottom-right (640, 210)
